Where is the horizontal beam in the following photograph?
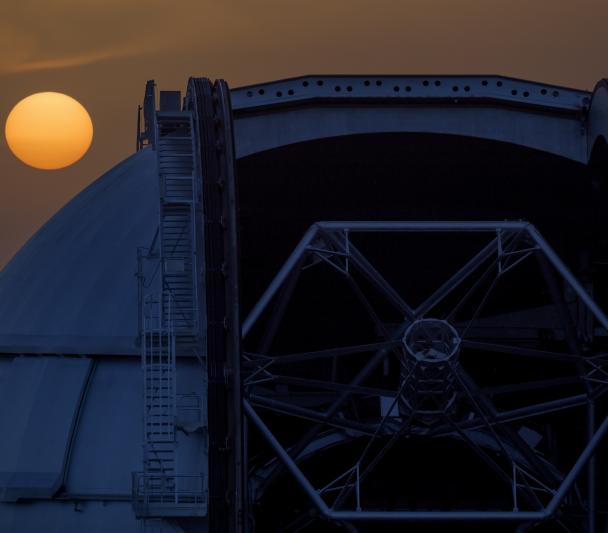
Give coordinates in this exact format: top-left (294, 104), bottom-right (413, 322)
top-left (246, 400), bottom-right (608, 523)
top-left (330, 510), bottom-right (545, 522)
top-left (244, 341), bottom-right (401, 367)
top-left (232, 75), bottom-right (589, 115)
top-left (317, 221), bottom-right (529, 232)
top-left (430, 394), bottom-right (588, 436)
top-left (482, 376), bottom-right (582, 396)
top-left (268, 375), bottom-right (395, 398)
top-left (461, 340), bottom-right (583, 363)
top-left (249, 394), bottom-right (376, 435)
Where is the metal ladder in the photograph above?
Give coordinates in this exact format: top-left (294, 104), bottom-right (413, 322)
top-left (142, 294), bottom-right (176, 492)
top-left (135, 110), bottom-right (206, 519)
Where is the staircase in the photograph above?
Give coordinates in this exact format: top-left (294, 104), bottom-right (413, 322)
top-left (133, 111), bottom-right (206, 519)
top-left (157, 112), bottom-right (200, 352)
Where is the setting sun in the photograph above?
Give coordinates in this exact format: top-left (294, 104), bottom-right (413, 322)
top-left (4, 92), bottom-right (93, 170)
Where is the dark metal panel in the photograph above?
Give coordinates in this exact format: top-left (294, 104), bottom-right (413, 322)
top-left (0, 501), bottom-right (141, 533)
top-left (0, 356), bottom-right (91, 501)
top-left (65, 359), bottom-right (141, 495)
top-left (159, 90), bottom-right (181, 112)
top-left (66, 359), bottom-right (207, 496)
top-left (233, 104), bottom-right (586, 161)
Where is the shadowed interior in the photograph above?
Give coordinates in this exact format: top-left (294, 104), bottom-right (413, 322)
top-left (237, 133), bottom-right (608, 531)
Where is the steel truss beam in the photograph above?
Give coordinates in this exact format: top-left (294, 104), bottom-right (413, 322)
top-left (242, 221), bottom-right (608, 527)
top-left (245, 400), bottom-right (608, 522)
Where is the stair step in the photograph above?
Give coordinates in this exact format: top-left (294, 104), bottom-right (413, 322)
top-left (140, 115), bottom-right (198, 488)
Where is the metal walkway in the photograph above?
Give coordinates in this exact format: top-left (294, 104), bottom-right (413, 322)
top-left (134, 78), bottom-right (244, 531)
top-left (134, 108), bottom-right (206, 520)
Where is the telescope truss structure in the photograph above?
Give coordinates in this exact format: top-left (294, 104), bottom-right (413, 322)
top-left (242, 221), bottom-right (608, 532)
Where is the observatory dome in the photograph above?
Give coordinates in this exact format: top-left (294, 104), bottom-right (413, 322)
top-left (0, 148), bottom-right (206, 532)
top-left (0, 149), bottom-right (158, 356)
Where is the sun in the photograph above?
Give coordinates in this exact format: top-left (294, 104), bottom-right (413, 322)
top-left (4, 92), bottom-right (93, 170)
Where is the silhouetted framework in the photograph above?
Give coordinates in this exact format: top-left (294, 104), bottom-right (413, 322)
top-left (242, 222), bottom-right (608, 532)
top-left (115, 75), bottom-right (608, 531)
top-left (4, 74), bottom-right (608, 533)
top-left (185, 78), bottom-right (244, 533)
top-left (133, 77), bottom-right (243, 532)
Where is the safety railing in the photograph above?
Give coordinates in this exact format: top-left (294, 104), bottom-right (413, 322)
top-left (132, 473), bottom-right (207, 518)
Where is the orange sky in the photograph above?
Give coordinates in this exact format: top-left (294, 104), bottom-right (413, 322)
top-left (0, 0), bottom-right (607, 268)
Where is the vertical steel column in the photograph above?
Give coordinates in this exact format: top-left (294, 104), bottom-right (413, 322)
top-left (188, 77), bottom-right (244, 532)
top-left (214, 79), bottom-right (245, 533)
top-left (588, 399), bottom-right (596, 533)
top-left (536, 250), bottom-right (598, 531)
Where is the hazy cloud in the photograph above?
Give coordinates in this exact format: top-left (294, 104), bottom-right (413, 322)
top-left (2, 44), bottom-right (154, 73)
top-left (0, 0), bottom-right (192, 74)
